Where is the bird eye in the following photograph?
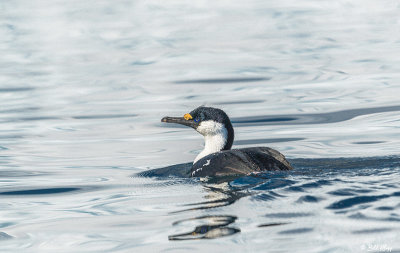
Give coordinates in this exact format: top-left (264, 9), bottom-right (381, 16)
top-left (194, 118), bottom-right (200, 123)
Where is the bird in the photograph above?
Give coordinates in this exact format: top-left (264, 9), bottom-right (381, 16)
top-left (161, 106), bottom-right (293, 178)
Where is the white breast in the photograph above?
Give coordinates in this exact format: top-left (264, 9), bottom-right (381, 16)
top-left (194, 120), bottom-right (228, 164)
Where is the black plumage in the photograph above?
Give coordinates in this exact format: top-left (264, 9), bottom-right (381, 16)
top-left (191, 147), bottom-right (293, 177)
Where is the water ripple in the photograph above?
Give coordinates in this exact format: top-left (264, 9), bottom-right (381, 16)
top-left (327, 194), bottom-right (392, 210)
top-left (234, 138), bottom-right (304, 145)
top-left (0, 232), bottom-right (13, 240)
top-left (174, 77), bottom-right (270, 84)
top-left (296, 195), bottom-right (323, 203)
top-left (0, 87), bottom-right (35, 92)
top-left (264, 212), bottom-right (313, 218)
top-left (0, 187), bottom-right (81, 195)
top-left (72, 114), bottom-right (137, 120)
top-left (278, 228), bottom-right (314, 234)
top-left (0, 186), bottom-right (103, 196)
top-left (232, 105), bottom-right (400, 126)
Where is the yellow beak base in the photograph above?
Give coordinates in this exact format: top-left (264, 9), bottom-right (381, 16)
top-left (184, 113), bottom-right (193, 120)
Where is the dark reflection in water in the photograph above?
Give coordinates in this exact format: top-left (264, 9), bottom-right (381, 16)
top-left (352, 228), bottom-right (392, 234)
top-left (0, 107), bottom-right (39, 114)
top-left (327, 193), bottom-right (395, 210)
top-left (234, 137), bottom-right (304, 145)
top-left (169, 215), bottom-right (240, 240)
top-left (166, 175), bottom-right (265, 240)
top-left (279, 228), bottom-right (313, 234)
top-left (72, 114), bottom-right (137, 120)
top-left (296, 195), bottom-right (323, 203)
top-left (0, 87), bottom-right (35, 92)
top-left (290, 156), bottom-right (400, 171)
top-left (0, 185), bottom-right (104, 196)
top-left (258, 222), bottom-right (288, 228)
top-left (264, 212), bottom-right (313, 218)
top-left (15, 116), bottom-right (60, 121)
top-left (232, 105), bottom-right (400, 126)
top-left (174, 77), bottom-right (270, 84)
top-left (169, 182), bottom-right (253, 215)
top-left (352, 141), bottom-right (385, 145)
top-left (1, 114), bottom-right (138, 123)
top-left (0, 170), bottom-right (47, 178)
top-left (216, 99), bottom-right (265, 105)
top-left (0, 232), bottom-right (13, 240)
top-left (0, 135), bottom-right (24, 140)
top-left (328, 188), bottom-right (374, 196)
top-left (0, 187), bottom-right (81, 195)
top-left (167, 172), bottom-right (296, 240)
top-left (234, 117), bottom-right (296, 124)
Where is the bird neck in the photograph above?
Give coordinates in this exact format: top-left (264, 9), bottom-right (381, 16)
top-left (193, 122), bottom-right (234, 164)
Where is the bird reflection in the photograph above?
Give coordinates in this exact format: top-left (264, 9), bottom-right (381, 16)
top-left (171, 177), bottom-right (263, 213)
top-left (168, 177), bottom-right (268, 240)
top-left (168, 215), bottom-right (240, 240)
top-left (137, 163), bottom-right (292, 240)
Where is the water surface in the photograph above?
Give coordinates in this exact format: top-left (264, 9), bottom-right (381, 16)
top-left (1, 0), bottom-right (400, 252)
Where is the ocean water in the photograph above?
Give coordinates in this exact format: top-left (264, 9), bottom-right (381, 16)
top-left (1, 0), bottom-right (400, 252)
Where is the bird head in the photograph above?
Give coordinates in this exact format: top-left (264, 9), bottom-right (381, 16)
top-left (161, 106), bottom-right (234, 152)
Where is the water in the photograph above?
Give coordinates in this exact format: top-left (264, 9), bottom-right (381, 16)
top-left (1, 0), bottom-right (400, 252)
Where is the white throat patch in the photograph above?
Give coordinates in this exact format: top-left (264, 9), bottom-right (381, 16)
top-left (194, 120), bottom-right (228, 164)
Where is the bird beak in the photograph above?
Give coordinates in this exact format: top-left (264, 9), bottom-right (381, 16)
top-left (161, 114), bottom-right (198, 129)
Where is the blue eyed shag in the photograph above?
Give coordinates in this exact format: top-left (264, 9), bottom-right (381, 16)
top-left (161, 106), bottom-right (293, 178)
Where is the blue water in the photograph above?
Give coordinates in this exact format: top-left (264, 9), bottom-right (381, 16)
top-left (1, 0), bottom-right (400, 252)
